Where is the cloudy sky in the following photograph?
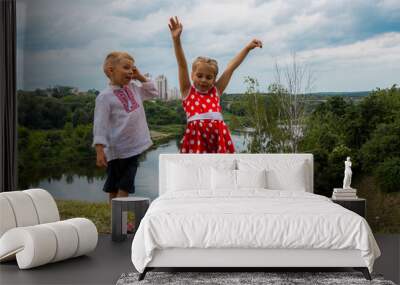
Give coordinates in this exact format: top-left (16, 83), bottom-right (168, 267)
top-left (17, 0), bottom-right (400, 93)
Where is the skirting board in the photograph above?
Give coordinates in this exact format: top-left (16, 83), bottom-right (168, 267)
top-left (147, 248), bottom-right (366, 267)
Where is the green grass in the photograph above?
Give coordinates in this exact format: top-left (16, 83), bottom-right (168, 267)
top-left (56, 200), bottom-right (112, 233)
top-left (150, 124), bottom-right (184, 136)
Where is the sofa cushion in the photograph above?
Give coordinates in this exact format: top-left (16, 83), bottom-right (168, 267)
top-left (64, 218), bottom-right (98, 257)
top-left (23, 189), bottom-right (60, 223)
top-left (42, 221), bottom-right (79, 262)
top-left (0, 226), bottom-right (57, 269)
top-left (0, 196), bottom-right (17, 238)
top-left (0, 192), bottom-right (39, 227)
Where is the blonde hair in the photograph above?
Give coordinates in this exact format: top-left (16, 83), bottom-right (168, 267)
top-left (192, 56), bottom-right (218, 76)
top-left (103, 51), bottom-right (134, 78)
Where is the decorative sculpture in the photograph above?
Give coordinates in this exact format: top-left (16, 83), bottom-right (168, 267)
top-left (343, 156), bottom-right (352, 189)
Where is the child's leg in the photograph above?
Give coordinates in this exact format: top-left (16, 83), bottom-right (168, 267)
top-left (109, 192), bottom-right (118, 204)
top-left (117, 155), bottom-right (139, 197)
top-left (117, 189), bottom-right (129, 198)
top-left (108, 189), bottom-right (128, 203)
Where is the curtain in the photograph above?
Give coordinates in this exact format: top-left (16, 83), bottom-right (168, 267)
top-left (0, 0), bottom-right (17, 192)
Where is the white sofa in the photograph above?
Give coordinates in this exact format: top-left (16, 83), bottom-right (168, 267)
top-left (0, 188), bottom-right (98, 269)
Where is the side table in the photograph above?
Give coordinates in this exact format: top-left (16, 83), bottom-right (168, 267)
top-left (331, 198), bottom-right (366, 218)
top-left (111, 197), bottom-right (150, 241)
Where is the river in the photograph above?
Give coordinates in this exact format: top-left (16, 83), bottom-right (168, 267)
top-left (37, 133), bottom-right (248, 202)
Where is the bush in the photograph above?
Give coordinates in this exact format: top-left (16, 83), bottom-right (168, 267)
top-left (375, 157), bottom-right (400, 193)
top-left (360, 122), bottom-right (400, 173)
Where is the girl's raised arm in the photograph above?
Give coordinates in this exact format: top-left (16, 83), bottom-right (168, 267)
top-left (216, 39), bottom-right (262, 95)
top-left (169, 17), bottom-right (191, 98)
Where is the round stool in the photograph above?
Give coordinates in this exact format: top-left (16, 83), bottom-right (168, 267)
top-left (111, 197), bottom-right (150, 241)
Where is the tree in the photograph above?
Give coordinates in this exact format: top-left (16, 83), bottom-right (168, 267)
top-left (49, 86), bottom-right (76, 98)
top-left (299, 85), bottom-right (400, 196)
top-left (271, 54), bottom-right (314, 152)
top-left (87, 89), bottom-right (100, 96)
top-left (360, 121), bottom-right (400, 173)
top-left (375, 157), bottom-right (400, 193)
top-left (243, 77), bottom-right (271, 153)
top-left (229, 100), bottom-right (247, 116)
top-left (244, 54), bottom-right (313, 153)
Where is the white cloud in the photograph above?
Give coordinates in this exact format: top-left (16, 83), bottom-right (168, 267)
top-left (16, 0), bottom-right (400, 92)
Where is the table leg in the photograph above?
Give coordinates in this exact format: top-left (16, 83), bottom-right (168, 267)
top-left (112, 201), bottom-right (124, 241)
top-left (122, 210), bottom-right (128, 235)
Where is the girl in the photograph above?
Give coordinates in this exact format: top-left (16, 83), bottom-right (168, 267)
top-left (168, 16), bottom-right (262, 153)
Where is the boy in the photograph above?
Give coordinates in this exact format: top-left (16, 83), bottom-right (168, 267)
top-left (93, 51), bottom-right (158, 203)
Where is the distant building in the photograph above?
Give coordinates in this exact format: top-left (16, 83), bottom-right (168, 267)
top-left (155, 75), bottom-right (168, 100)
top-left (168, 87), bottom-right (180, 100)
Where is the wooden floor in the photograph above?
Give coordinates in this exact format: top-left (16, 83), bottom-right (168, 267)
top-left (0, 234), bottom-right (398, 285)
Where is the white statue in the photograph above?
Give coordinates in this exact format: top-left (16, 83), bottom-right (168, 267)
top-left (343, 156), bottom-right (352, 189)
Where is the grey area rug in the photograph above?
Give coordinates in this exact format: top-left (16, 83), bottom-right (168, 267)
top-left (116, 272), bottom-right (396, 285)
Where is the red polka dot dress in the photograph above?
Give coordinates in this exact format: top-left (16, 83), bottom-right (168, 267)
top-left (180, 85), bottom-right (235, 154)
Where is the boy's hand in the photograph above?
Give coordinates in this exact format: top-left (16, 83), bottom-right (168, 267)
top-left (95, 145), bottom-right (108, 168)
top-left (246, 39), bottom-right (263, 50)
top-left (131, 66), bottom-right (147, 82)
top-left (168, 16), bottom-right (183, 40)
